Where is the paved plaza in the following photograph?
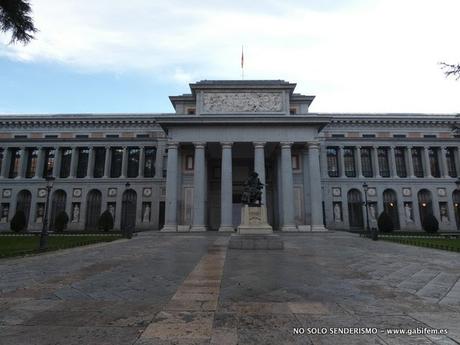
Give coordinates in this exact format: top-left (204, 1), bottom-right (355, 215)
top-left (0, 232), bottom-right (460, 345)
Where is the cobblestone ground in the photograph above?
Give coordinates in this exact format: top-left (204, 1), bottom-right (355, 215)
top-left (1, 232), bottom-right (459, 345)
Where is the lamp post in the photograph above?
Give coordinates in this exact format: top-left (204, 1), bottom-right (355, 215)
top-left (362, 182), bottom-right (371, 236)
top-left (39, 176), bottom-right (55, 250)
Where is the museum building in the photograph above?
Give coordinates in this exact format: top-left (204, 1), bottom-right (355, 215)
top-left (0, 80), bottom-right (459, 233)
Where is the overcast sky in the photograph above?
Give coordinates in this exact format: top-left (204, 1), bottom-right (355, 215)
top-left (0, 0), bottom-right (459, 114)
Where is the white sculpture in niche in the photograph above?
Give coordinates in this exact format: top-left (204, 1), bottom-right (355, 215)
top-left (404, 203), bottom-right (413, 222)
top-left (333, 203), bottom-right (342, 222)
top-left (202, 92), bottom-right (283, 113)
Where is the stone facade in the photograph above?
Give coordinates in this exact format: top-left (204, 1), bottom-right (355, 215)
top-left (0, 80), bottom-right (459, 232)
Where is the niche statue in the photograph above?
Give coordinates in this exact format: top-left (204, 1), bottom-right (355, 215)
top-left (241, 172), bottom-right (264, 206)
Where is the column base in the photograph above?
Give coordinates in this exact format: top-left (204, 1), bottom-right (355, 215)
top-left (311, 225), bottom-right (328, 232)
top-left (297, 225), bottom-right (311, 231)
top-left (190, 225), bottom-right (207, 232)
top-left (281, 224), bottom-right (298, 232)
top-left (218, 225), bottom-right (235, 232)
top-left (160, 225), bottom-right (177, 232)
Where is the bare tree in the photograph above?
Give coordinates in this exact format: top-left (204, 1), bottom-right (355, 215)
top-left (440, 62), bottom-right (460, 80)
top-left (0, 0), bottom-right (37, 44)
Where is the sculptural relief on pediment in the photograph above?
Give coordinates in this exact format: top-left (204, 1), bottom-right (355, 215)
top-left (201, 92), bottom-right (283, 113)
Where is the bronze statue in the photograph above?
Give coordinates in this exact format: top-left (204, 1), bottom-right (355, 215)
top-left (241, 172), bottom-right (264, 206)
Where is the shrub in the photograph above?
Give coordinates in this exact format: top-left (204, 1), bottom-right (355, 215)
top-left (54, 211), bottom-right (69, 233)
top-left (10, 210), bottom-right (27, 233)
top-left (98, 210), bottom-right (114, 232)
top-left (377, 212), bottom-right (394, 233)
top-left (422, 214), bottom-right (439, 233)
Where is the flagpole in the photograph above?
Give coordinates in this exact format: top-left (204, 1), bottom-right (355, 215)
top-left (241, 45), bottom-right (244, 80)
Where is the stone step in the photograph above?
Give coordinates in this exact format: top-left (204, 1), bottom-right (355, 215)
top-left (397, 269), bottom-right (440, 293)
top-left (416, 273), bottom-right (459, 301)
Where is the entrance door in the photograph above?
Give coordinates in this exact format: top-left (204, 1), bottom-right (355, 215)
top-left (348, 189), bottom-right (364, 229)
top-left (16, 190), bottom-right (32, 229)
top-left (418, 189), bottom-right (433, 224)
top-left (50, 190), bottom-right (67, 230)
top-left (453, 191), bottom-right (460, 230)
top-left (85, 189), bottom-right (102, 231)
top-left (121, 189), bottom-right (137, 232)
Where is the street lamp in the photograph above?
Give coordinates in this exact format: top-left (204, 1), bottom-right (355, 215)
top-left (39, 176), bottom-right (55, 250)
top-left (362, 182), bottom-right (371, 236)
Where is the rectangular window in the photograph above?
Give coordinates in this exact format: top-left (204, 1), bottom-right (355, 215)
top-left (394, 147), bottom-right (407, 178)
top-left (343, 147), bottom-right (356, 177)
top-left (326, 147), bottom-right (339, 177)
top-left (424, 134), bottom-right (436, 138)
top-left (412, 147), bottom-right (424, 177)
top-left (75, 134), bottom-right (89, 138)
top-left (136, 134), bottom-right (149, 138)
top-left (45, 135), bottom-right (58, 138)
top-left (362, 134), bottom-right (375, 138)
top-left (292, 154), bottom-right (300, 171)
top-left (42, 148), bottom-right (56, 177)
top-left (110, 147), bottom-right (123, 178)
top-left (144, 147), bottom-right (156, 177)
top-left (378, 147), bottom-right (390, 177)
top-left (429, 147), bottom-right (440, 178)
top-left (446, 148), bottom-right (458, 178)
top-left (76, 147), bottom-right (89, 178)
top-left (93, 147), bottom-right (106, 178)
top-left (393, 134), bottom-right (406, 138)
top-left (331, 134), bottom-right (345, 138)
top-left (8, 148), bottom-right (21, 178)
top-left (14, 135), bottom-right (27, 139)
top-left (185, 154), bottom-right (194, 171)
top-left (360, 147), bottom-right (373, 178)
top-left (26, 148), bottom-right (38, 178)
top-left (106, 134), bottom-right (119, 138)
top-left (127, 147), bottom-right (140, 178)
top-left (59, 148), bottom-right (72, 178)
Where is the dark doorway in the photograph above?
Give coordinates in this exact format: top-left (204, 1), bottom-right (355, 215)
top-left (121, 189), bottom-right (137, 232)
top-left (85, 189), bottom-right (102, 231)
top-left (453, 190), bottom-right (460, 230)
top-left (418, 189), bottom-right (433, 225)
top-left (383, 189), bottom-right (400, 229)
top-left (16, 190), bottom-right (32, 229)
top-left (348, 189), bottom-right (364, 229)
top-left (50, 190), bottom-right (67, 231)
top-left (159, 201), bottom-right (165, 230)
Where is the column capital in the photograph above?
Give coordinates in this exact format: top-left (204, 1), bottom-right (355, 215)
top-left (221, 142), bottom-right (233, 149)
top-left (167, 141), bottom-right (179, 149)
top-left (253, 142), bottom-right (266, 148)
top-left (193, 142), bottom-right (206, 149)
top-left (308, 141), bottom-right (320, 150)
top-left (280, 142), bottom-right (293, 149)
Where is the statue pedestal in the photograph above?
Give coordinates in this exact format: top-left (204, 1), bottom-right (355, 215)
top-left (237, 205), bottom-right (273, 234)
top-left (230, 205), bottom-right (283, 250)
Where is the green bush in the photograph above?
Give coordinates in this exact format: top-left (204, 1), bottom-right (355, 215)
top-left (10, 210), bottom-right (27, 233)
top-left (377, 212), bottom-right (394, 233)
top-left (422, 214), bottom-right (439, 233)
top-left (98, 210), bottom-right (114, 232)
top-left (54, 211), bottom-right (69, 233)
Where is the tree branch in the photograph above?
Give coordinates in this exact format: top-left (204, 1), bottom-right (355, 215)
top-left (0, 0), bottom-right (37, 44)
top-left (439, 62), bottom-right (460, 80)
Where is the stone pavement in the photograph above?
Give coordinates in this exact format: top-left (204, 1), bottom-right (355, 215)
top-left (0, 232), bottom-right (459, 344)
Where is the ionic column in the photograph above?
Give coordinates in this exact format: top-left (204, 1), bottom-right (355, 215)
top-left (52, 147), bottom-right (61, 178)
top-left (356, 146), bottom-right (363, 178)
top-left (16, 147), bottom-right (26, 179)
top-left (440, 147), bottom-right (449, 178)
top-left (423, 146), bottom-right (432, 178)
top-left (138, 146), bottom-right (145, 178)
top-left (86, 147), bottom-right (95, 178)
top-left (34, 147), bottom-right (45, 179)
top-left (161, 142), bottom-right (179, 232)
top-left (309, 142), bottom-right (327, 231)
top-left (254, 142), bottom-right (266, 205)
top-left (191, 142), bottom-right (207, 232)
top-left (121, 146), bottom-right (128, 178)
top-left (69, 147), bottom-right (78, 178)
top-left (406, 146), bottom-right (415, 178)
top-left (389, 146), bottom-right (398, 178)
top-left (280, 142), bottom-right (297, 231)
top-left (339, 146), bottom-right (346, 178)
top-left (219, 142), bottom-right (233, 232)
top-left (373, 146), bottom-right (381, 178)
top-left (0, 147), bottom-right (9, 178)
top-left (103, 146), bottom-right (111, 178)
